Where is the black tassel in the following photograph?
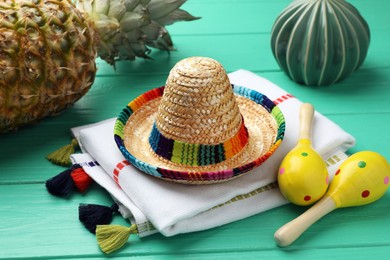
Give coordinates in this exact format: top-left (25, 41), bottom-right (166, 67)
top-left (45, 164), bottom-right (81, 197)
top-left (46, 168), bottom-right (74, 197)
top-left (79, 203), bottom-right (119, 234)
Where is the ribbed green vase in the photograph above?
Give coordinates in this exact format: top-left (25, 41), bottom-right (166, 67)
top-left (271, 0), bottom-right (370, 86)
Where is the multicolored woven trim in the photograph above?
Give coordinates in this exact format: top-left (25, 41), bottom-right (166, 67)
top-left (114, 85), bottom-right (286, 183)
top-left (114, 86), bottom-right (164, 140)
top-left (148, 118), bottom-right (249, 166)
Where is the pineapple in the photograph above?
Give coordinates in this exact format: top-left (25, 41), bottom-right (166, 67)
top-left (0, 0), bottom-right (198, 133)
top-left (78, 0), bottom-right (199, 65)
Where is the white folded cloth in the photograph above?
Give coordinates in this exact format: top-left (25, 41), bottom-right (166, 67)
top-left (70, 70), bottom-right (355, 237)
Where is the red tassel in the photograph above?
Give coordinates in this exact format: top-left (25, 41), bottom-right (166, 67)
top-left (71, 167), bottom-right (93, 193)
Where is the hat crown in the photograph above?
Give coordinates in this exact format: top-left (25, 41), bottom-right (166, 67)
top-left (155, 57), bottom-right (243, 145)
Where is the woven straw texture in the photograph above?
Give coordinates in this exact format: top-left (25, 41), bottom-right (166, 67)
top-left (156, 57), bottom-right (242, 145)
top-left (114, 57), bottom-right (285, 184)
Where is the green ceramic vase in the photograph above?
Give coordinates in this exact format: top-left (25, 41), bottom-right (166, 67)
top-left (271, 0), bottom-right (370, 86)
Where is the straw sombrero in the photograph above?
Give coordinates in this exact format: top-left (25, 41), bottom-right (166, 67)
top-left (114, 57), bottom-right (285, 184)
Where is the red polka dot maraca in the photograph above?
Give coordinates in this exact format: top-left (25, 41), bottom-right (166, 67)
top-left (278, 103), bottom-right (329, 205)
top-left (327, 151), bottom-right (390, 207)
top-left (274, 151), bottom-right (390, 247)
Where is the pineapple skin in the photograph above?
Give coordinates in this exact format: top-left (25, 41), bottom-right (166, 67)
top-left (0, 0), bottom-right (97, 133)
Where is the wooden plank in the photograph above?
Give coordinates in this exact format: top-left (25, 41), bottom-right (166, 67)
top-left (0, 183), bottom-right (118, 258)
top-left (0, 183), bottom-right (389, 258)
top-left (261, 69), bottom-right (390, 115)
top-left (169, 0), bottom-right (388, 34)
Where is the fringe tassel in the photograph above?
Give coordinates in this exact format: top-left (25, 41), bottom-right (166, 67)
top-left (79, 203), bottom-right (119, 234)
top-left (96, 224), bottom-right (138, 254)
top-left (45, 167), bottom-right (76, 197)
top-left (46, 138), bottom-right (79, 166)
top-left (46, 164), bottom-right (93, 197)
top-left (71, 168), bottom-right (93, 192)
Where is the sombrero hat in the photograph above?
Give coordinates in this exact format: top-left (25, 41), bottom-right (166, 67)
top-left (114, 57), bottom-right (285, 184)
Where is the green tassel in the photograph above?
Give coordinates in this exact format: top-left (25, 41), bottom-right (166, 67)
top-left (47, 138), bottom-right (79, 166)
top-left (96, 224), bottom-right (138, 254)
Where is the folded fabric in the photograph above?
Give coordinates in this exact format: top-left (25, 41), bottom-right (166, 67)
top-left (70, 69), bottom-right (355, 238)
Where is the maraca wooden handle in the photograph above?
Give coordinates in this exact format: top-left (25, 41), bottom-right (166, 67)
top-left (274, 196), bottom-right (336, 247)
top-left (299, 103), bottom-right (315, 140)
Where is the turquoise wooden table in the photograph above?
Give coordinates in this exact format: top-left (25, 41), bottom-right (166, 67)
top-left (1, 0), bottom-right (390, 258)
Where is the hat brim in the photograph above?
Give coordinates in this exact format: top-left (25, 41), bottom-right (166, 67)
top-left (114, 84), bottom-right (285, 184)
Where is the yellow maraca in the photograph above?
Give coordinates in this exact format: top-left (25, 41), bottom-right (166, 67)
top-left (278, 103), bottom-right (329, 206)
top-left (274, 151), bottom-right (390, 247)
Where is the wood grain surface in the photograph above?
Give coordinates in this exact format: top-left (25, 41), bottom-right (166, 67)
top-left (1, 0), bottom-right (389, 258)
